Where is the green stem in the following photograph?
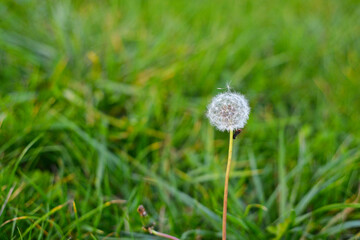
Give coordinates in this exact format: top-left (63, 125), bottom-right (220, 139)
top-left (148, 228), bottom-right (180, 240)
top-left (222, 130), bottom-right (233, 240)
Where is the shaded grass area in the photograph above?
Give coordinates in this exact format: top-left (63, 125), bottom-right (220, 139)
top-left (1, 0), bottom-right (360, 239)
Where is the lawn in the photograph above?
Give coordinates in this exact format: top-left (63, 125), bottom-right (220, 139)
top-left (1, 0), bottom-right (360, 239)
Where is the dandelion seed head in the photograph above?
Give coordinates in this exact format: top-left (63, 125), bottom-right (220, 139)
top-left (206, 91), bottom-right (250, 132)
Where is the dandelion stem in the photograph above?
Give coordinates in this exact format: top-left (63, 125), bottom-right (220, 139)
top-left (148, 228), bottom-right (180, 240)
top-left (222, 130), bottom-right (233, 240)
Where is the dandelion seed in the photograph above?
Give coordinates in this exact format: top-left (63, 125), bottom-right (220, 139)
top-left (206, 91), bottom-right (250, 132)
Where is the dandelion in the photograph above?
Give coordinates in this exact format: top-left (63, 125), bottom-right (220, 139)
top-left (206, 89), bottom-right (250, 240)
top-left (137, 205), bottom-right (180, 240)
top-left (206, 92), bottom-right (250, 132)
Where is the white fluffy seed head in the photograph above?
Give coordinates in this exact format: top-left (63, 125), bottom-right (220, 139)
top-left (206, 91), bottom-right (250, 132)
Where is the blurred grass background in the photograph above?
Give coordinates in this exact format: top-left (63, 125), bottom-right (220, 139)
top-left (1, 0), bottom-right (360, 239)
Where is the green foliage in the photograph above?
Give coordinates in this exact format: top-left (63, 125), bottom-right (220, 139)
top-left (1, 0), bottom-right (360, 239)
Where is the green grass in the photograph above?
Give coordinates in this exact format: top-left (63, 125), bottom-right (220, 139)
top-left (1, 0), bottom-right (360, 239)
